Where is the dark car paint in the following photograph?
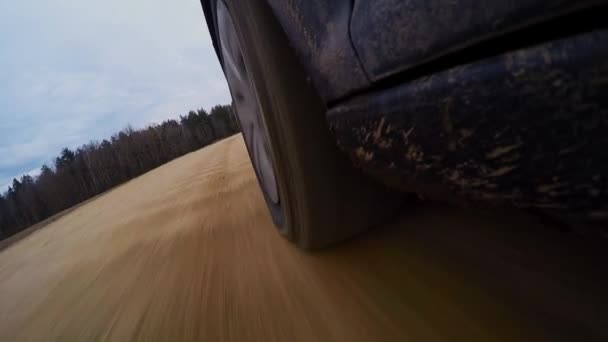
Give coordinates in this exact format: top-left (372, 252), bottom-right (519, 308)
top-left (328, 30), bottom-right (608, 225)
top-left (204, 0), bottom-right (606, 103)
top-left (201, 0), bottom-right (367, 103)
top-left (200, 1), bottom-right (608, 228)
top-left (350, 0), bottom-right (604, 81)
top-left (264, 0), bottom-right (369, 102)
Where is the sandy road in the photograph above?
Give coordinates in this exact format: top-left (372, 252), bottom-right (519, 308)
top-left (0, 134), bottom-right (607, 341)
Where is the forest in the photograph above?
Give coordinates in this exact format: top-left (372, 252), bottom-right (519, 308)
top-left (0, 105), bottom-right (239, 240)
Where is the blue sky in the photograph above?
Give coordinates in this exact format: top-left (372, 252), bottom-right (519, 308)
top-left (0, 0), bottom-right (231, 192)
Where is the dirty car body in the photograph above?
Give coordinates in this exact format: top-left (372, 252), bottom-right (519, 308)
top-left (202, 0), bottom-right (608, 227)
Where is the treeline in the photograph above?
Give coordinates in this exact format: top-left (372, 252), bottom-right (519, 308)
top-left (0, 105), bottom-right (239, 239)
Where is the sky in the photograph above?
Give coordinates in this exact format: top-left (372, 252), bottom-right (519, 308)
top-left (0, 0), bottom-right (231, 192)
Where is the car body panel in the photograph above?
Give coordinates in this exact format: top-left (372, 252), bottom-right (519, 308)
top-left (350, 0), bottom-right (604, 81)
top-left (328, 30), bottom-right (608, 223)
top-left (264, 0), bottom-right (369, 102)
top-left (205, 0), bottom-right (606, 103)
top-left (202, 0), bottom-right (367, 102)
top-left (200, 0), bottom-right (608, 228)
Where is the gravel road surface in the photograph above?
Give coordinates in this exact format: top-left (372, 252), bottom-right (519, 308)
top-left (1, 135), bottom-right (606, 341)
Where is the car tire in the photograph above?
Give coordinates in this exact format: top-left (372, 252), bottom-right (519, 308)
top-left (217, 0), bottom-right (399, 249)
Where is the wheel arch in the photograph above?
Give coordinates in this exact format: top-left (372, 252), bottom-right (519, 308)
top-left (199, 0), bottom-right (368, 103)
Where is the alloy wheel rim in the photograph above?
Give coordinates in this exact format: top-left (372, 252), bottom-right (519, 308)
top-left (217, 2), bottom-right (280, 204)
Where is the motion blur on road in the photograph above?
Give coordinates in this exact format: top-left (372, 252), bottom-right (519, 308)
top-left (0, 135), bottom-right (606, 341)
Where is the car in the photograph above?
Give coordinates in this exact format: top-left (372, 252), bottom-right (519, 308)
top-left (200, 0), bottom-right (608, 248)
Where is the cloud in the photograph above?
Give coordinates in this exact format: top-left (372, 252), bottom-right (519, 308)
top-left (0, 0), bottom-right (231, 193)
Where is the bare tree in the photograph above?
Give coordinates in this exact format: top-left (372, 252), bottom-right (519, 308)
top-left (0, 105), bottom-right (238, 239)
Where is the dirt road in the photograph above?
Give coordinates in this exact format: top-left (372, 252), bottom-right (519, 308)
top-left (0, 135), bottom-right (606, 341)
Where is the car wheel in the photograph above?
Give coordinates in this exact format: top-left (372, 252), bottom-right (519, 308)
top-left (216, 0), bottom-right (398, 249)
